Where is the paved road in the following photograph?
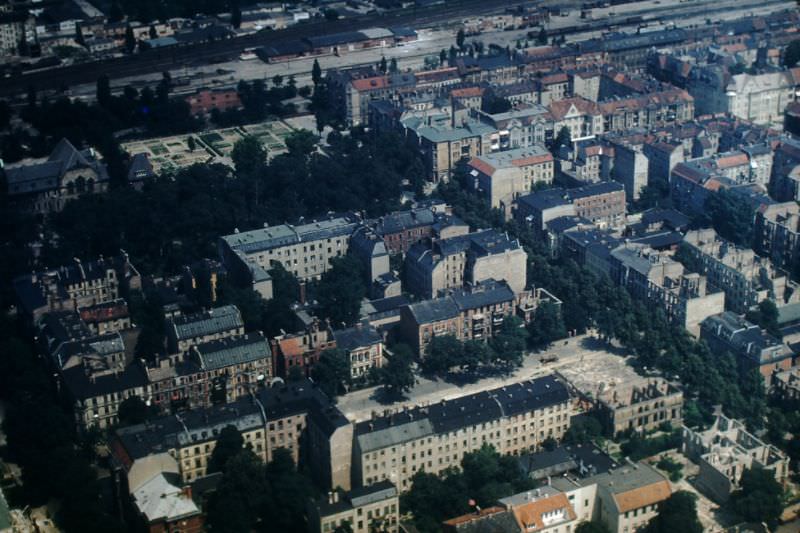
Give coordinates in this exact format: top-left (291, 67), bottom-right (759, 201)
top-left (337, 332), bottom-right (611, 423)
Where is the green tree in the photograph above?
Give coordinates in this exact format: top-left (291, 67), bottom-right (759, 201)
top-left (389, 57), bottom-right (398, 73)
top-left (231, 135), bottom-right (267, 176)
top-left (149, 24), bottom-right (157, 39)
top-left (745, 299), bottom-right (781, 338)
top-left (312, 348), bottom-right (351, 398)
top-left (379, 344), bottom-right (415, 397)
top-left (207, 425), bottom-right (245, 473)
top-left (285, 129), bottom-right (318, 156)
top-left (645, 491), bottom-right (702, 533)
top-left (536, 27), bottom-right (548, 45)
top-left (117, 396), bottom-right (149, 426)
top-left (423, 335), bottom-right (462, 374)
top-left (702, 190), bottom-right (755, 247)
top-left (564, 414), bottom-right (603, 444)
top-left (784, 39), bottom-right (800, 67)
top-left (731, 467), bottom-right (784, 525)
top-left (312, 59), bottom-right (322, 86)
top-left (461, 339), bottom-right (492, 374)
top-left (490, 315), bottom-right (527, 369)
top-left (124, 24), bottom-right (136, 53)
top-left (272, 74), bottom-right (284, 87)
top-left (205, 449), bottom-right (269, 532)
top-left (316, 255), bottom-right (366, 327)
top-left (379, 55), bottom-right (387, 73)
top-left (482, 94), bottom-right (513, 114)
top-left (549, 125), bottom-right (571, 154)
top-left (527, 301), bottom-right (566, 348)
top-left (456, 28), bottom-right (466, 49)
top-left (187, 136), bottom-right (196, 152)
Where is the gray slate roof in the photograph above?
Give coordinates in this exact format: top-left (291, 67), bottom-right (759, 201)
top-left (171, 305), bottom-right (243, 341)
top-left (194, 333), bottom-right (271, 371)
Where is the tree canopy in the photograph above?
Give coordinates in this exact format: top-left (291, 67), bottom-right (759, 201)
top-left (730, 467), bottom-right (784, 526)
top-left (207, 425), bottom-right (245, 474)
top-left (644, 491), bottom-right (702, 533)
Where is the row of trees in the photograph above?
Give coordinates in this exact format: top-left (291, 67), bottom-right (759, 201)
top-left (422, 315), bottom-right (527, 376)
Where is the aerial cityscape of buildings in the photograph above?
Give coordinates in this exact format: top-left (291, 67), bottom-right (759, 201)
top-left (2, 0), bottom-right (800, 532)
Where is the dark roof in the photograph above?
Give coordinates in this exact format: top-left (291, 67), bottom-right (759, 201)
top-left (630, 230), bottom-right (683, 250)
top-left (390, 26), bottom-right (417, 38)
top-left (194, 333), bottom-right (271, 371)
top-left (450, 280), bottom-right (515, 312)
top-left (568, 181), bottom-right (624, 200)
top-left (639, 208), bottom-right (691, 231)
top-left (61, 363), bottom-right (149, 402)
top-left (369, 295), bottom-right (410, 313)
top-left (546, 215), bottom-right (590, 234)
top-left (332, 325), bottom-right (382, 352)
top-left (375, 208), bottom-right (436, 235)
top-left (305, 31), bottom-right (366, 48)
top-left (518, 189), bottom-right (570, 211)
top-left (127, 153), bottom-right (156, 182)
top-left (356, 375), bottom-right (569, 439)
top-left (406, 297), bottom-right (460, 324)
top-left (258, 40), bottom-right (310, 57)
top-left (116, 379), bottom-right (347, 459)
top-left (314, 480), bottom-right (397, 518)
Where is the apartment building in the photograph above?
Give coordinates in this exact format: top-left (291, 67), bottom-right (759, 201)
top-left (467, 145), bottom-right (555, 219)
top-left (352, 375), bottom-right (573, 491)
top-left (769, 137), bottom-right (800, 201)
top-left (691, 67), bottom-right (800, 126)
top-left (112, 379), bottom-right (353, 490)
top-left (167, 305), bottom-right (245, 355)
top-left (401, 114), bottom-right (496, 183)
top-left (516, 182), bottom-right (627, 234)
top-left (61, 362), bottom-right (151, 430)
top-left (327, 69), bottom-right (417, 126)
top-left (682, 412), bottom-right (790, 502)
top-left (754, 201), bottom-right (800, 272)
top-left (596, 378), bottom-right (684, 437)
top-left (13, 253), bottom-right (140, 322)
top-left (700, 312), bottom-right (793, 384)
top-left (270, 316), bottom-right (336, 378)
top-left (332, 324), bottom-right (384, 381)
top-left (0, 7), bottom-right (34, 56)
top-left (609, 243), bottom-right (725, 336)
top-left (190, 333), bottom-right (273, 402)
top-left (371, 206), bottom-right (468, 255)
top-left (681, 229), bottom-right (798, 314)
top-left (398, 279), bottom-right (537, 356)
top-left (474, 104), bottom-right (554, 151)
top-left (219, 213), bottom-right (361, 292)
top-left (404, 229), bottom-right (527, 299)
top-left (307, 482), bottom-right (399, 533)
